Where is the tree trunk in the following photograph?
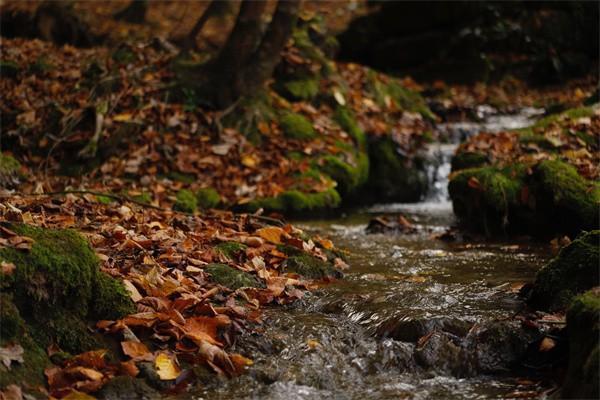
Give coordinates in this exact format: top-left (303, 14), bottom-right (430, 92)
top-left (211, 0), bottom-right (300, 108)
top-left (242, 0), bottom-right (300, 94)
top-left (183, 0), bottom-right (231, 51)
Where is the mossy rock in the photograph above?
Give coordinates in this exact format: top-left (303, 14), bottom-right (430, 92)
top-left (449, 159), bottom-right (598, 236)
top-left (284, 255), bottom-right (342, 280)
top-left (204, 263), bottom-right (262, 290)
top-left (528, 231), bottom-right (600, 312)
top-left (245, 189), bottom-right (341, 215)
top-left (333, 106), bottom-right (367, 150)
top-left (196, 188), bottom-right (221, 210)
top-left (215, 242), bottom-right (247, 260)
top-left (318, 153), bottom-right (368, 197)
top-left (366, 136), bottom-right (427, 203)
top-left (530, 159), bottom-right (600, 235)
top-left (279, 112), bottom-right (316, 140)
top-left (449, 165), bottom-right (525, 234)
top-left (173, 189), bottom-right (197, 213)
top-left (562, 288), bottom-right (600, 399)
top-left (450, 151), bottom-right (489, 172)
top-left (0, 224), bottom-right (134, 388)
top-left (96, 375), bottom-right (160, 400)
top-left (0, 153), bottom-right (22, 188)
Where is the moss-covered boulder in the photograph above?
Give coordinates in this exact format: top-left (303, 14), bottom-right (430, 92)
top-left (366, 136), bottom-right (427, 203)
top-left (173, 189), bottom-right (197, 213)
top-left (562, 288), bottom-right (600, 399)
top-left (450, 151), bottom-right (488, 172)
top-left (0, 224), bottom-right (134, 389)
top-left (528, 231), bottom-right (599, 312)
top-left (204, 263), bottom-right (262, 290)
top-left (283, 254), bottom-right (342, 280)
top-left (279, 112), bottom-right (316, 140)
top-left (449, 160), bottom-right (599, 236)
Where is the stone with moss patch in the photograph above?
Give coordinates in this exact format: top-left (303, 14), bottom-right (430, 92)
top-left (284, 255), bottom-right (342, 279)
top-left (173, 189), bottom-right (197, 213)
top-left (215, 242), bottom-right (247, 260)
top-left (561, 288), bottom-right (600, 399)
top-left (318, 153), bottom-right (367, 197)
top-left (196, 188), bottom-right (221, 209)
top-left (279, 112), bottom-right (316, 140)
top-left (205, 263), bottom-right (262, 290)
top-left (334, 107), bottom-right (367, 150)
top-left (529, 230), bottom-right (599, 312)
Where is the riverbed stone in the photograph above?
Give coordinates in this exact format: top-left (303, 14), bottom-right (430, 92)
top-left (376, 316), bottom-right (473, 342)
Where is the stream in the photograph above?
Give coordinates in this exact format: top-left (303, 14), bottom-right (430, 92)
top-left (194, 108), bottom-right (552, 399)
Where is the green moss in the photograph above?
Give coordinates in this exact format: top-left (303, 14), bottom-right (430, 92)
top-left (0, 224), bottom-right (134, 389)
top-left (279, 112), bottom-right (316, 140)
top-left (92, 272), bottom-right (135, 320)
top-left (0, 331), bottom-right (49, 390)
top-left (0, 224), bottom-right (99, 317)
top-left (131, 191), bottom-right (152, 205)
top-left (451, 151), bottom-right (489, 172)
top-left (173, 189), bottom-right (197, 213)
top-left (196, 188), bottom-right (221, 209)
top-left (284, 255), bottom-right (341, 279)
top-left (0, 153), bottom-right (21, 188)
top-left (167, 171), bottom-right (196, 184)
top-left (529, 230), bottom-right (599, 311)
top-left (0, 294), bottom-right (23, 342)
top-left (96, 194), bottom-right (114, 204)
top-left (319, 154), bottom-right (364, 196)
top-left (517, 106), bottom-right (594, 137)
top-left (0, 60), bottom-right (20, 78)
top-left (334, 106), bottom-right (367, 150)
top-left (246, 188), bottom-right (341, 214)
top-left (562, 288), bottom-right (600, 399)
top-left (449, 165), bottom-right (525, 234)
top-left (532, 159), bottom-right (600, 232)
top-left (281, 78), bottom-right (319, 100)
top-left (205, 263), bottom-right (261, 290)
top-left (215, 242), bottom-right (247, 259)
top-left (366, 137), bottom-right (427, 203)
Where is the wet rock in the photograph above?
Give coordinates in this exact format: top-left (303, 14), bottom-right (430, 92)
top-left (96, 376), bottom-right (160, 400)
top-left (366, 215), bottom-right (417, 234)
top-left (415, 331), bottom-right (465, 376)
top-left (377, 317), bottom-right (473, 342)
top-left (464, 320), bottom-right (541, 374)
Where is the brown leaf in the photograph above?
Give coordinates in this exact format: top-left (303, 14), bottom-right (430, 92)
top-left (121, 341), bottom-right (153, 361)
top-left (255, 227), bottom-right (286, 244)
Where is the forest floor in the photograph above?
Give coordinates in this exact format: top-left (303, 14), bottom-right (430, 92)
top-left (0, 1), bottom-right (598, 398)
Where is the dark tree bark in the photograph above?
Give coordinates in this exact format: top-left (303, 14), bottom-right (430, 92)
top-left (182, 0), bottom-right (234, 51)
top-left (114, 0), bottom-right (148, 24)
top-left (209, 0), bottom-right (300, 108)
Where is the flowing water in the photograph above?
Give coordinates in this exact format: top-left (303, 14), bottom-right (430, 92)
top-left (194, 108), bottom-right (552, 399)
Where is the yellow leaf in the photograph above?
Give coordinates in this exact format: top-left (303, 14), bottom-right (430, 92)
top-left (255, 227), bottom-right (285, 244)
top-left (154, 353), bottom-right (180, 380)
top-left (539, 337), bottom-right (556, 352)
top-left (113, 113), bottom-right (133, 122)
top-left (317, 238), bottom-right (334, 250)
top-left (306, 339), bottom-right (320, 349)
top-left (241, 154), bottom-right (259, 168)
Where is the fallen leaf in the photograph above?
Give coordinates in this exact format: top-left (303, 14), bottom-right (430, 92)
top-left (154, 353), bottom-right (180, 380)
top-left (539, 337), bottom-right (556, 352)
top-left (0, 344), bottom-right (24, 369)
top-left (256, 226), bottom-right (286, 244)
top-left (121, 341), bottom-right (153, 361)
